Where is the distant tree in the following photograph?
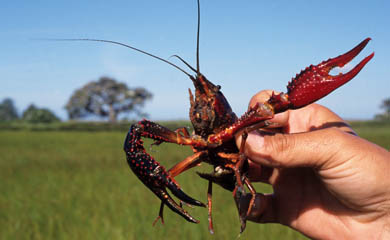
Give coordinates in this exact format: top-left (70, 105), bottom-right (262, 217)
top-left (22, 104), bottom-right (60, 123)
top-left (65, 76), bottom-right (152, 123)
top-left (0, 98), bottom-right (19, 121)
top-left (380, 98), bottom-right (390, 115)
top-left (374, 97), bottom-right (390, 121)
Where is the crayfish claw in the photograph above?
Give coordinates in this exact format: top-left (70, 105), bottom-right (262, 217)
top-left (166, 179), bottom-right (206, 207)
top-left (319, 38), bottom-right (372, 70)
top-left (153, 188), bottom-right (200, 224)
top-left (287, 38), bottom-right (374, 109)
top-left (331, 52), bottom-right (374, 86)
top-left (124, 124), bottom-right (204, 224)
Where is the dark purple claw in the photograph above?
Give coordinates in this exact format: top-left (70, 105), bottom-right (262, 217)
top-left (124, 123), bottom-right (205, 224)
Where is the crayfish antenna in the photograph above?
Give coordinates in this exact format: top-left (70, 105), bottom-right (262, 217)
top-left (45, 38), bottom-right (194, 78)
top-left (170, 55), bottom-right (197, 74)
top-left (196, 0), bottom-right (201, 75)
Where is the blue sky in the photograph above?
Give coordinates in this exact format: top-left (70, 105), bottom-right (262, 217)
top-left (1, 0), bottom-right (389, 120)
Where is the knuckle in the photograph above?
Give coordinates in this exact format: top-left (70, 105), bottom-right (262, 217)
top-left (263, 133), bottom-right (294, 167)
top-left (249, 90), bottom-right (274, 108)
top-left (324, 127), bottom-right (345, 139)
top-left (273, 133), bottom-right (291, 153)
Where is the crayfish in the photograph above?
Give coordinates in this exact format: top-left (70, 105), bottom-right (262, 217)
top-left (62, 0), bottom-right (374, 234)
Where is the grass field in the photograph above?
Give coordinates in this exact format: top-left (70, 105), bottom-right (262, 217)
top-left (1, 122), bottom-right (389, 239)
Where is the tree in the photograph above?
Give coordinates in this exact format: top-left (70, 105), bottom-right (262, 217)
top-left (65, 76), bottom-right (152, 123)
top-left (374, 97), bottom-right (390, 121)
top-left (22, 104), bottom-right (60, 123)
top-left (0, 98), bottom-right (18, 121)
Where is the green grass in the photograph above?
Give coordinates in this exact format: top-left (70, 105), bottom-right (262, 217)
top-left (0, 121), bottom-right (388, 239)
top-left (350, 121), bottom-right (390, 149)
top-left (0, 131), bottom-right (306, 240)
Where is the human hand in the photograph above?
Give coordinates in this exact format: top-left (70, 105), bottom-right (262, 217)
top-left (235, 90), bottom-right (390, 240)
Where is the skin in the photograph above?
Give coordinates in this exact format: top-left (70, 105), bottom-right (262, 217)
top-left (235, 90), bottom-right (390, 240)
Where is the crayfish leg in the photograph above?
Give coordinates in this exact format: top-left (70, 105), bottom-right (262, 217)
top-left (153, 202), bottom-right (165, 226)
top-left (138, 119), bottom-right (207, 147)
top-left (244, 178), bottom-right (257, 217)
top-left (207, 180), bottom-right (214, 234)
top-left (168, 151), bottom-right (205, 178)
top-left (233, 126), bottom-right (263, 233)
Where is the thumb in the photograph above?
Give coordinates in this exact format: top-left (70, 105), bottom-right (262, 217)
top-left (240, 128), bottom-right (346, 169)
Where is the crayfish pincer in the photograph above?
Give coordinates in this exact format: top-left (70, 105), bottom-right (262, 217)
top-left (66, 0), bottom-right (374, 234)
top-left (124, 122), bottom-right (206, 224)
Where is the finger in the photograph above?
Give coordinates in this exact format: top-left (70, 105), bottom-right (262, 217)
top-left (243, 128), bottom-right (348, 169)
top-left (248, 90), bottom-right (274, 108)
top-left (248, 90), bottom-right (355, 134)
top-left (237, 193), bottom-right (277, 224)
top-left (286, 103), bottom-right (355, 134)
top-left (247, 160), bottom-right (275, 184)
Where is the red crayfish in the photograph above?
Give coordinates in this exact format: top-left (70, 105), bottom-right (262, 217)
top-left (122, 0), bottom-right (374, 232)
top-left (63, 0), bottom-right (374, 234)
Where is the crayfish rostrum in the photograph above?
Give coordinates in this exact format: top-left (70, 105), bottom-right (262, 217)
top-left (64, 0), bottom-right (374, 234)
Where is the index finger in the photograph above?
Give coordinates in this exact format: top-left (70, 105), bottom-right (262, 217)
top-left (248, 90), bottom-right (355, 134)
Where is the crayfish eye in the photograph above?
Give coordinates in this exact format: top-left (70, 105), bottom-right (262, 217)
top-left (195, 113), bottom-right (202, 122)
